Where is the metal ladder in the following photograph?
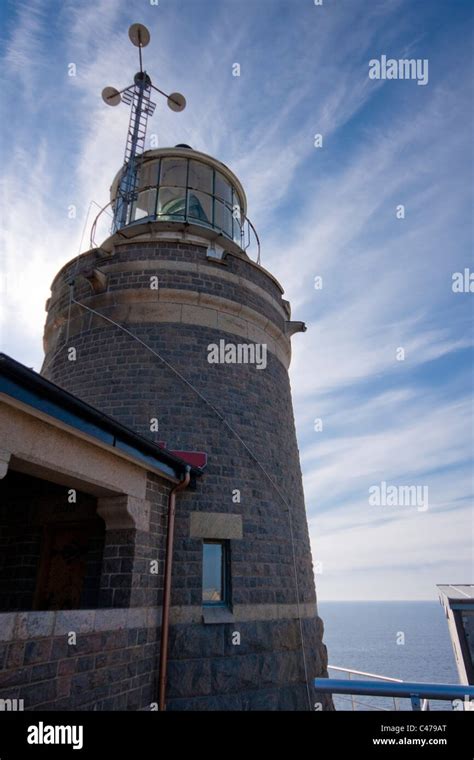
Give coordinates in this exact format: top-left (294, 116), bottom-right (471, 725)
top-left (113, 76), bottom-right (156, 232)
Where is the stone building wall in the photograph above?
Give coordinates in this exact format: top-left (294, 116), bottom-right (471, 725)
top-left (97, 474), bottom-right (169, 609)
top-left (38, 239), bottom-right (331, 710)
top-left (0, 610), bottom-right (329, 711)
top-left (0, 608), bottom-right (160, 710)
top-left (0, 462), bottom-right (330, 710)
top-left (0, 470), bottom-right (170, 710)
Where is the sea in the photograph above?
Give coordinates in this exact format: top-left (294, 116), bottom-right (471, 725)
top-left (318, 601), bottom-right (460, 711)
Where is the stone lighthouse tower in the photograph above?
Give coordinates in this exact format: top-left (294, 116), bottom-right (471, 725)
top-left (41, 25), bottom-right (330, 711)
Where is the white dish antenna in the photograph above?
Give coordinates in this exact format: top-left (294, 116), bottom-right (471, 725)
top-left (167, 92), bottom-right (186, 112)
top-left (101, 86), bottom-right (121, 106)
top-left (128, 23), bottom-right (151, 48)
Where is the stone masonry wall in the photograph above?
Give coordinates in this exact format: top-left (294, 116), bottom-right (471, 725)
top-left (0, 611), bottom-right (330, 711)
top-left (39, 240), bottom-right (331, 710)
top-left (0, 473), bottom-right (170, 711)
top-left (98, 475), bottom-right (169, 609)
top-left (0, 608), bottom-right (160, 710)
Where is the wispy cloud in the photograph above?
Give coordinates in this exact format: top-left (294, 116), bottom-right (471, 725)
top-left (0, 0), bottom-right (472, 600)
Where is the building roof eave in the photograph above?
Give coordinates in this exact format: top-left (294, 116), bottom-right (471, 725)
top-left (0, 354), bottom-right (204, 483)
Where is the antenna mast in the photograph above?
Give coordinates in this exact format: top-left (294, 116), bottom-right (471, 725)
top-left (101, 23), bottom-right (186, 233)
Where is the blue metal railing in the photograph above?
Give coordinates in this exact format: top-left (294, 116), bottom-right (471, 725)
top-left (315, 674), bottom-right (474, 711)
top-left (326, 665), bottom-right (404, 711)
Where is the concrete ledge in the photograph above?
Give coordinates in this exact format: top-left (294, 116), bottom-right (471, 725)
top-left (14, 612), bottom-right (55, 639)
top-left (217, 311), bottom-right (249, 339)
top-left (181, 304), bottom-right (218, 329)
top-left (0, 608), bottom-right (161, 642)
top-left (233, 603), bottom-right (318, 622)
top-left (54, 610), bottom-right (96, 636)
top-left (0, 603), bottom-right (318, 642)
top-left (126, 608), bottom-right (148, 629)
top-left (44, 289), bottom-right (292, 369)
top-left (93, 609), bottom-right (128, 632)
top-left (0, 614), bottom-right (16, 641)
top-left (169, 602), bottom-right (317, 625)
top-left (147, 608), bottom-right (161, 628)
top-left (202, 607), bottom-right (235, 625)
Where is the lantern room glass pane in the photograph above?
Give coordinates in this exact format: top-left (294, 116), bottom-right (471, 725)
top-left (233, 219), bottom-right (242, 245)
top-left (138, 160), bottom-right (159, 191)
top-left (215, 172), bottom-right (232, 204)
top-left (121, 153), bottom-right (246, 249)
top-left (157, 187), bottom-right (186, 218)
top-left (133, 189), bottom-right (156, 221)
top-left (215, 200), bottom-right (233, 237)
top-left (202, 542), bottom-right (224, 603)
top-left (188, 160), bottom-right (213, 193)
top-left (159, 158), bottom-right (187, 188)
top-left (188, 191), bottom-right (212, 224)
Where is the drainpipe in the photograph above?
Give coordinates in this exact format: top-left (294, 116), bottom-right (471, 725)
top-left (158, 465), bottom-right (191, 711)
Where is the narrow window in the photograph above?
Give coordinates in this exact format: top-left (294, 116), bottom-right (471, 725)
top-left (202, 540), bottom-right (229, 606)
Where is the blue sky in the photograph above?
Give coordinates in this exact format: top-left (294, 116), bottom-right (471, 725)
top-left (0, 0), bottom-right (472, 600)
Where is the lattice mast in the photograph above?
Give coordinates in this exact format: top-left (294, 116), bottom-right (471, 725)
top-left (114, 72), bottom-right (155, 230)
top-left (101, 23), bottom-right (186, 233)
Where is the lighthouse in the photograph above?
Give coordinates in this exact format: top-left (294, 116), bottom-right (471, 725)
top-left (39, 24), bottom-right (331, 711)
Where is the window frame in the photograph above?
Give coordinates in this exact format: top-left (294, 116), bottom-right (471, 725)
top-left (202, 539), bottom-right (231, 608)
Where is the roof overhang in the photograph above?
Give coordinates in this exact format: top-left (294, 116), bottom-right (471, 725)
top-left (0, 354), bottom-right (204, 486)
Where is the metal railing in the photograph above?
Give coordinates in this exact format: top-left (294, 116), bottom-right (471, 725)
top-left (327, 665), bottom-right (405, 711)
top-left (316, 667), bottom-right (474, 711)
top-left (89, 191), bottom-right (261, 264)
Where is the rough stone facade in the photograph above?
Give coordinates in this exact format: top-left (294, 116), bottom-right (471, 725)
top-left (0, 464), bottom-right (170, 711)
top-left (0, 611), bottom-right (327, 711)
top-left (36, 235), bottom-right (331, 710)
top-left (97, 474), bottom-right (169, 610)
top-left (0, 607), bottom-right (160, 710)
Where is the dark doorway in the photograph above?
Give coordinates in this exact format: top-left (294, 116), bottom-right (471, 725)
top-left (0, 470), bottom-right (105, 611)
top-left (34, 521), bottom-right (100, 610)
